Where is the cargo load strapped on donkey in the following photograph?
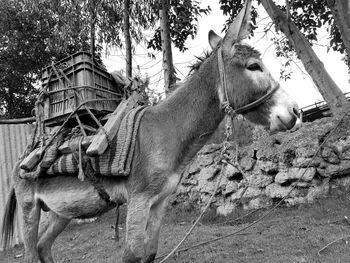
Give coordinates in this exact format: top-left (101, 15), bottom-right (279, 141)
top-left (19, 51), bottom-right (149, 180)
top-left (40, 51), bottom-right (125, 127)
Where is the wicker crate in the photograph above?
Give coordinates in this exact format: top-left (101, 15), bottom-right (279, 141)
top-left (41, 52), bottom-right (124, 127)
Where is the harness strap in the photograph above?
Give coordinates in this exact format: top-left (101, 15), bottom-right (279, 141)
top-left (217, 47), bottom-right (279, 116)
top-left (218, 47), bottom-right (236, 117)
top-left (235, 85), bottom-right (279, 114)
top-left (84, 158), bottom-right (117, 208)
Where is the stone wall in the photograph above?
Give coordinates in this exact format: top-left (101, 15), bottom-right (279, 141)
top-left (174, 114), bottom-right (350, 216)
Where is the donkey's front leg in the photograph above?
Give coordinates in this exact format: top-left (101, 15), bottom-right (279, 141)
top-left (144, 195), bottom-right (169, 262)
top-left (123, 195), bottom-right (150, 263)
top-left (144, 172), bottom-right (181, 262)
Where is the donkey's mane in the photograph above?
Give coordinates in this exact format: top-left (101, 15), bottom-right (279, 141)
top-left (188, 43), bottom-right (261, 75)
top-left (188, 50), bottom-right (212, 75)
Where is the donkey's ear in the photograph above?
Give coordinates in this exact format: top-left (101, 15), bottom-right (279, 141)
top-left (222, 0), bottom-right (252, 50)
top-left (208, 30), bottom-right (222, 50)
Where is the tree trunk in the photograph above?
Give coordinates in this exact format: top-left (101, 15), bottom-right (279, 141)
top-left (261, 0), bottom-right (349, 115)
top-left (90, 0), bottom-right (96, 60)
top-left (326, 0), bottom-right (350, 56)
top-left (123, 0), bottom-right (132, 78)
top-left (160, 0), bottom-right (176, 95)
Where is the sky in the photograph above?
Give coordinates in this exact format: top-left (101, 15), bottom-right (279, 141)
top-left (102, 0), bottom-right (350, 109)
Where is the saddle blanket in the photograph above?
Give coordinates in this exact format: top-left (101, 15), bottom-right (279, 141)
top-left (47, 106), bottom-right (147, 176)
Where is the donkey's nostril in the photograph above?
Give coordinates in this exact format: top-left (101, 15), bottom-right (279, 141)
top-left (292, 107), bottom-right (300, 118)
top-left (290, 114), bottom-right (297, 128)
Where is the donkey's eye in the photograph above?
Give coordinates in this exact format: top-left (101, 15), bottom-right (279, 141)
top-left (247, 63), bottom-right (262, 72)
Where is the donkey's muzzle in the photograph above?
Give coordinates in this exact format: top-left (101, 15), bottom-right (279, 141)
top-left (277, 105), bottom-right (301, 131)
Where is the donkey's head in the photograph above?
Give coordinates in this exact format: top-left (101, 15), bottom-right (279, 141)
top-left (209, 0), bottom-right (300, 132)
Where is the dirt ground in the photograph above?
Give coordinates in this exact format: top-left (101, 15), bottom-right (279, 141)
top-left (2, 189), bottom-right (350, 263)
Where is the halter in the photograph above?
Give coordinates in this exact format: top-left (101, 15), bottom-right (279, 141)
top-left (217, 47), bottom-right (279, 118)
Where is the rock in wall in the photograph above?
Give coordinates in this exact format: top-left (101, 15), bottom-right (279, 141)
top-left (174, 114), bottom-right (350, 216)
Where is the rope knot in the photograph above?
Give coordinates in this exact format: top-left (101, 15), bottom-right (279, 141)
top-left (222, 101), bottom-right (237, 118)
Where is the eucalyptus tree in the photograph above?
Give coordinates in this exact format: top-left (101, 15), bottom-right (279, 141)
top-left (0, 0), bottom-right (91, 118)
top-left (0, 0), bottom-right (210, 117)
top-left (0, 0), bottom-right (156, 118)
top-left (159, 0), bottom-right (176, 94)
top-left (100, 0), bottom-right (211, 94)
top-left (148, 0), bottom-right (211, 94)
top-left (98, 0), bottom-right (158, 78)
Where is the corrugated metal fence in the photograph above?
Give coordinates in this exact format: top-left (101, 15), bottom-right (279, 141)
top-left (0, 123), bottom-right (33, 250)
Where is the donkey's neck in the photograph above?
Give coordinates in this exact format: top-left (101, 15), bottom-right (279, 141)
top-left (154, 54), bottom-right (225, 169)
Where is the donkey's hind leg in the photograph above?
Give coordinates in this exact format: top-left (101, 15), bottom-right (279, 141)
top-left (20, 198), bottom-right (41, 263)
top-left (37, 211), bottom-right (71, 263)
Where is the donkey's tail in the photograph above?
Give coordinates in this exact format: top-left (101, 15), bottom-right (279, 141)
top-left (1, 187), bottom-right (17, 249)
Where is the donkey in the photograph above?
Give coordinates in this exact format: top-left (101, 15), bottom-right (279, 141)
top-left (2, 1), bottom-right (300, 262)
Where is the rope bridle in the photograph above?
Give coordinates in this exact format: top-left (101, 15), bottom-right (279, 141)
top-left (217, 46), bottom-right (279, 118)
